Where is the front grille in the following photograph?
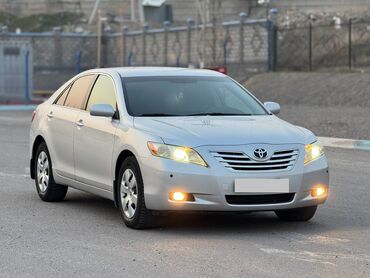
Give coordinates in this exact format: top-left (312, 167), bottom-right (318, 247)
top-left (211, 149), bottom-right (298, 172)
top-left (225, 193), bottom-right (295, 205)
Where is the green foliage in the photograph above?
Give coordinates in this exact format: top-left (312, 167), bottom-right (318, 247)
top-left (0, 12), bottom-right (80, 32)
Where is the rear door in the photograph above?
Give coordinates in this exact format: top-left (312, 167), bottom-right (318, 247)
top-left (74, 74), bottom-right (119, 191)
top-left (47, 74), bottom-right (96, 179)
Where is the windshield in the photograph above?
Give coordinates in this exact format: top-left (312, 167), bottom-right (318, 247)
top-left (121, 76), bottom-right (268, 117)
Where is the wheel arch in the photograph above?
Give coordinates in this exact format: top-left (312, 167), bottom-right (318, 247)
top-left (113, 149), bottom-right (136, 207)
top-left (30, 135), bottom-right (46, 179)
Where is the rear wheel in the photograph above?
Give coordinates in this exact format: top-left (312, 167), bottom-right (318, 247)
top-left (117, 156), bottom-right (155, 229)
top-left (275, 206), bottom-right (317, 222)
top-left (34, 142), bottom-right (68, 202)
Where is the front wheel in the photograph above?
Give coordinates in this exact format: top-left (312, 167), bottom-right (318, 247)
top-left (275, 206), bottom-right (317, 222)
top-left (117, 156), bottom-right (155, 229)
top-left (34, 142), bottom-right (68, 202)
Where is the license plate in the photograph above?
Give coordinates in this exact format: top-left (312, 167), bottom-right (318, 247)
top-left (234, 179), bottom-right (290, 193)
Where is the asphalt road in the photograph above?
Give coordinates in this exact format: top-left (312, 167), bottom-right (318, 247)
top-left (0, 111), bottom-right (369, 278)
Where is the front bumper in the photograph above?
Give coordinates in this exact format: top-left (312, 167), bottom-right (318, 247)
top-left (139, 144), bottom-right (329, 211)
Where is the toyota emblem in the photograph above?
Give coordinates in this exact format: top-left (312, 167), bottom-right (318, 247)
top-left (253, 148), bottom-right (268, 160)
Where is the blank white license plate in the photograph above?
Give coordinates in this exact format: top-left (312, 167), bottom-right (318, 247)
top-left (234, 179), bottom-right (290, 193)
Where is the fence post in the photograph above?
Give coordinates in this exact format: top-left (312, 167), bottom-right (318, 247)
top-left (75, 50), bottom-right (81, 74)
top-left (97, 10), bottom-right (102, 68)
top-left (163, 21), bottom-right (170, 66)
top-left (187, 18), bottom-right (194, 66)
top-left (119, 26), bottom-right (125, 66)
top-left (53, 27), bottom-right (62, 69)
top-left (212, 17), bottom-right (217, 64)
top-left (308, 22), bottom-right (313, 71)
top-left (24, 49), bottom-right (30, 104)
top-left (123, 26), bottom-right (128, 66)
top-left (223, 26), bottom-right (230, 67)
top-left (348, 18), bottom-right (352, 70)
top-left (142, 23), bottom-right (149, 66)
top-left (239, 12), bottom-right (247, 63)
top-left (267, 20), bottom-right (277, 71)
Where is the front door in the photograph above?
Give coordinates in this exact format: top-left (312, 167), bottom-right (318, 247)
top-left (74, 74), bottom-right (118, 191)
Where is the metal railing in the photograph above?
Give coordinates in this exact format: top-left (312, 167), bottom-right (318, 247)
top-left (123, 17), bottom-right (271, 70)
top-left (274, 18), bottom-right (370, 71)
top-left (0, 15), bottom-right (273, 102)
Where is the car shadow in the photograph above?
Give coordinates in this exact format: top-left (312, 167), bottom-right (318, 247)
top-left (59, 190), bottom-right (334, 235)
top-left (154, 212), bottom-right (331, 235)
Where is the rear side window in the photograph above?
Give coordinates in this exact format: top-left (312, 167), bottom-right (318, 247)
top-left (55, 86), bottom-right (70, 106)
top-left (64, 75), bottom-right (96, 109)
top-left (86, 75), bottom-right (117, 111)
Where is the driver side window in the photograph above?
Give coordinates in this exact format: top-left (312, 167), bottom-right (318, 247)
top-left (86, 75), bottom-right (117, 111)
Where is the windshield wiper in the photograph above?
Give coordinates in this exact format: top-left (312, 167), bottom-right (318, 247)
top-left (137, 112), bottom-right (253, 117)
top-left (187, 113), bottom-right (252, 116)
top-left (137, 113), bottom-right (178, 117)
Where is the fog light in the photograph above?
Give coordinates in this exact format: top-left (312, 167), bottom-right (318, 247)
top-left (172, 192), bottom-right (185, 201)
top-left (311, 185), bottom-right (328, 198)
top-left (169, 192), bottom-right (195, 202)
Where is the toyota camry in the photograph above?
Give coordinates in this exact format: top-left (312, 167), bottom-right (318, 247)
top-left (30, 67), bottom-right (329, 229)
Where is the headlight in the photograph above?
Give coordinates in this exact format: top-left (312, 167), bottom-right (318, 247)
top-left (304, 141), bottom-right (324, 164)
top-left (147, 142), bottom-right (208, 167)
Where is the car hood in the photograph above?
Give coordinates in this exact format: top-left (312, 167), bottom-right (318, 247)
top-left (133, 116), bottom-right (315, 147)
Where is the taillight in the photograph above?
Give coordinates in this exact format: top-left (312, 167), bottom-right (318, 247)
top-left (31, 110), bottom-right (36, 122)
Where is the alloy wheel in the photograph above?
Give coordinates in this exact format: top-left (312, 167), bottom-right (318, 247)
top-left (37, 151), bottom-right (49, 192)
top-left (120, 169), bottom-right (138, 219)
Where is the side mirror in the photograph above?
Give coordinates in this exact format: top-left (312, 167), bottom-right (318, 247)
top-left (90, 104), bottom-right (116, 118)
top-left (264, 101), bottom-right (280, 115)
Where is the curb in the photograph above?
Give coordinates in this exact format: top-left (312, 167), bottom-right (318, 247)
top-left (0, 105), bottom-right (37, 112)
top-left (318, 136), bottom-right (370, 151)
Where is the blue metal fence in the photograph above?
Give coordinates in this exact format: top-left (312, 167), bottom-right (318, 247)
top-left (1, 15), bottom-right (274, 102)
top-left (123, 17), bottom-right (272, 70)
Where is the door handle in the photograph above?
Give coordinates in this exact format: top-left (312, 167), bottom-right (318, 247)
top-left (47, 111), bottom-right (53, 119)
top-left (76, 119), bottom-right (84, 127)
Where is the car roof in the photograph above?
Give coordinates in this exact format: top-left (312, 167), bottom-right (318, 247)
top-left (91, 67), bottom-right (226, 78)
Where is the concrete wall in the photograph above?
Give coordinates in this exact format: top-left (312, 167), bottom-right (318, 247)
top-left (0, 0), bottom-right (249, 21)
top-left (0, 0), bottom-right (370, 25)
top-left (166, 0), bottom-right (250, 22)
top-left (270, 0), bottom-right (370, 13)
top-left (0, 0), bottom-right (132, 17)
top-left (2, 1), bottom-right (370, 22)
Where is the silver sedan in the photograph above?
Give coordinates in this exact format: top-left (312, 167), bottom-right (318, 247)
top-left (30, 67), bottom-right (329, 229)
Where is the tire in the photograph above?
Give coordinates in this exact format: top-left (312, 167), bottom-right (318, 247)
top-left (117, 156), bottom-right (155, 229)
top-left (34, 142), bottom-right (68, 202)
top-left (275, 206), bottom-right (317, 222)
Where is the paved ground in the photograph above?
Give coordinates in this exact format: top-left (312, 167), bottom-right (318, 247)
top-left (0, 111), bottom-right (369, 278)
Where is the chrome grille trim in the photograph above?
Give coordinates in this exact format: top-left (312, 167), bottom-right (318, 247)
top-left (211, 149), bottom-right (298, 172)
